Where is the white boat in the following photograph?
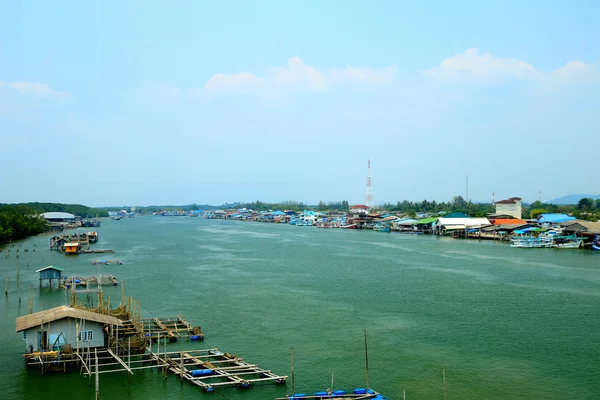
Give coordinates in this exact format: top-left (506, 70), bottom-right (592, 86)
top-left (552, 235), bottom-right (582, 249)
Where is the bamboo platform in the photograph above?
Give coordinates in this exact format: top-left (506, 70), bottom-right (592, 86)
top-left (60, 275), bottom-right (118, 289)
top-left (82, 249), bottom-right (114, 254)
top-left (26, 346), bottom-right (287, 393)
top-left (140, 316), bottom-right (204, 342)
top-left (92, 259), bottom-right (123, 265)
top-left (152, 348), bottom-right (287, 391)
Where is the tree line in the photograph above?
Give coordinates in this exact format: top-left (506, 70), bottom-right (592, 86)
top-left (0, 202), bottom-right (110, 244)
top-left (0, 205), bottom-right (48, 244)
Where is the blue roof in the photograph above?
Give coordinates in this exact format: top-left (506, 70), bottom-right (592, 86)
top-left (271, 211), bottom-right (285, 216)
top-left (537, 213), bottom-right (576, 223)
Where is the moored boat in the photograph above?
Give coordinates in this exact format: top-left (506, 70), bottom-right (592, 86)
top-left (340, 224), bottom-right (358, 229)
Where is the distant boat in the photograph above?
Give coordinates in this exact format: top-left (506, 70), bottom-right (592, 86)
top-left (373, 223), bottom-right (390, 232)
top-left (340, 224), bottom-right (358, 229)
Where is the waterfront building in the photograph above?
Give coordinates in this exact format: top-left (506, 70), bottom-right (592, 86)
top-left (16, 305), bottom-right (122, 353)
top-left (494, 197), bottom-right (523, 219)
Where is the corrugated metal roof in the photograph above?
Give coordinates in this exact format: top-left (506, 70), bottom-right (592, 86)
top-left (16, 305), bottom-right (122, 332)
top-left (35, 266), bottom-right (64, 273)
top-left (492, 218), bottom-right (527, 225)
top-left (436, 217), bottom-right (490, 227)
top-left (40, 212), bottom-right (76, 219)
top-left (537, 213), bottom-right (576, 223)
top-left (562, 220), bottom-right (600, 234)
top-left (64, 242), bottom-right (80, 246)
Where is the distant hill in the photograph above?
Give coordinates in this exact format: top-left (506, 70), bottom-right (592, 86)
top-left (548, 194), bottom-right (600, 205)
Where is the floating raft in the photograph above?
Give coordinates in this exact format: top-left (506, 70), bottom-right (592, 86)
top-left (153, 348), bottom-right (287, 391)
top-left (140, 316), bottom-right (204, 342)
top-left (92, 259), bottom-right (123, 265)
top-left (82, 249), bottom-right (115, 254)
top-left (60, 275), bottom-right (118, 288)
top-left (278, 388), bottom-right (388, 399)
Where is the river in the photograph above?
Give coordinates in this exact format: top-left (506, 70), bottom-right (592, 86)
top-left (1, 216), bottom-right (599, 399)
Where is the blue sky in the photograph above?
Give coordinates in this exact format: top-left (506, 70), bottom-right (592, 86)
top-left (1, 1), bottom-right (598, 206)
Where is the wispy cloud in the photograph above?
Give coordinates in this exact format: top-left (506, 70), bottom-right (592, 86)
top-left (422, 48), bottom-right (536, 81)
top-left (538, 60), bottom-right (600, 89)
top-left (422, 48), bottom-right (600, 90)
top-left (203, 57), bottom-right (397, 95)
top-left (0, 80), bottom-right (69, 98)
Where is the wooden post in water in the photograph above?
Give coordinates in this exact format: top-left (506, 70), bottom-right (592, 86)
top-left (16, 257), bottom-right (21, 304)
top-left (95, 348), bottom-right (99, 400)
top-left (5, 275), bottom-right (8, 296)
top-left (403, 388), bottom-right (406, 400)
top-left (364, 328), bottom-right (370, 389)
top-left (128, 336), bottom-right (131, 384)
top-left (443, 369), bottom-right (447, 400)
top-left (180, 351), bottom-right (184, 384)
top-left (290, 346), bottom-right (295, 396)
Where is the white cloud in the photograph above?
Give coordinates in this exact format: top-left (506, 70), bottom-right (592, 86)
top-left (204, 72), bottom-right (263, 94)
top-left (203, 57), bottom-right (396, 95)
top-left (423, 48), bottom-right (536, 81)
top-left (0, 80), bottom-right (68, 98)
top-left (538, 60), bottom-right (600, 89)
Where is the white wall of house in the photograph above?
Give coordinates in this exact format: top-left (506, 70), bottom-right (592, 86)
top-left (22, 318), bottom-right (106, 352)
top-left (496, 201), bottom-right (522, 219)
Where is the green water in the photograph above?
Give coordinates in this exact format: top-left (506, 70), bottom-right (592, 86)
top-left (1, 217), bottom-right (599, 399)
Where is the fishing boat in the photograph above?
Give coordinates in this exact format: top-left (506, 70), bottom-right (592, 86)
top-left (372, 223), bottom-right (390, 232)
top-left (340, 224), bottom-right (358, 229)
top-left (510, 235), bottom-right (553, 248)
top-left (282, 388), bottom-right (387, 399)
top-left (279, 330), bottom-right (389, 400)
top-left (592, 243), bottom-right (600, 251)
top-left (552, 234), bottom-right (582, 249)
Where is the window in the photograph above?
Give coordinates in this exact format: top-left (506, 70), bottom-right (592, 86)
top-left (22, 331), bottom-right (27, 340)
top-left (78, 330), bottom-right (93, 341)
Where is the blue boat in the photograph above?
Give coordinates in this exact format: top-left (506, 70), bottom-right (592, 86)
top-left (281, 387), bottom-right (388, 399)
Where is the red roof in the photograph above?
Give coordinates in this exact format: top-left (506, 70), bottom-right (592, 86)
top-left (350, 205), bottom-right (370, 209)
top-left (496, 199), bottom-right (518, 204)
top-left (492, 218), bottom-right (527, 225)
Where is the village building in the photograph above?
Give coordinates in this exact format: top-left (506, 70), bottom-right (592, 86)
top-left (494, 197), bottom-right (523, 219)
top-left (36, 266), bottom-right (63, 288)
top-left (434, 217), bottom-right (491, 235)
top-left (16, 305), bottom-right (122, 353)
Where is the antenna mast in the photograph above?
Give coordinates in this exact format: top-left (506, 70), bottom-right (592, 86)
top-left (366, 160), bottom-right (373, 208)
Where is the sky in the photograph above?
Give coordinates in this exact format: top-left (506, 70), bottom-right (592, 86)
top-left (1, 0), bottom-right (599, 207)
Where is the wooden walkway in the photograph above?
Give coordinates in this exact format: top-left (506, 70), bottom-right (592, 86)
top-left (140, 316), bottom-right (203, 342)
top-left (152, 349), bottom-right (287, 391)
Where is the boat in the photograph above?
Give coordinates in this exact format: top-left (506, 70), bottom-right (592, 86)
top-left (552, 234), bottom-right (582, 249)
top-left (340, 224), bottom-right (358, 229)
top-left (592, 243), bottom-right (600, 251)
top-left (282, 387), bottom-right (387, 399)
top-left (280, 330), bottom-right (388, 400)
top-left (373, 223), bottom-right (390, 232)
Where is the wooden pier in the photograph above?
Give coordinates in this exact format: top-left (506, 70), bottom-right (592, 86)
top-left (140, 316), bottom-right (204, 342)
top-left (24, 346), bottom-right (287, 393)
top-left (61, 275), bottom-right (118, 289)
top-left (151, 348), bottom-right (287, 391)
top-left (92, 259), bottom-right (122, 265)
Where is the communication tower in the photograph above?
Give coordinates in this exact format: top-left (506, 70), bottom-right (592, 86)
top-left (366, 160), bottom-right (373, 208)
